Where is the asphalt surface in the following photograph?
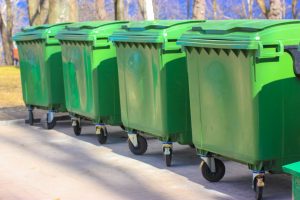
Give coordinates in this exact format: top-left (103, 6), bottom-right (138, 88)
top-left (0, 120), bottom-right (292, 200)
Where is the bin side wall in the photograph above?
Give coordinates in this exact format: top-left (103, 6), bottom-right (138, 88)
top-left (45, 44), bottom-right (66, 111)
top-left (116, 43), bottom-right (191, 142)
top-left (256, 51), bottom-right (300, 168)
top-left (18, 41), bottom-right (65, 110)
top-left (62, 42), bottom-right (121, 124)
top-left (161, 51), bottom-right (192, 144)
top-left (188, 47), bottom-right (300, 168)
top-left (187, 48), bottom-right (258, 162)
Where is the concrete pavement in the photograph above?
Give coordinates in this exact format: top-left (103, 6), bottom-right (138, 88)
top-left (0, 120), bottom-right (292, 200)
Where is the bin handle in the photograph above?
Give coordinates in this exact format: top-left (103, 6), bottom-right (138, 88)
top-left (257, 41), bottom-right (284, 59)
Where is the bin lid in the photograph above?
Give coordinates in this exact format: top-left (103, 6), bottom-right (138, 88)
top-left (178, 20), bottom-right (300, 50)
top-left (56, 21), bottom-right (128, 42)
top-left (283, 161), bottom-right (300, 177)
top-left (109, 20), bottom-right (205, 44)
top-left (13, 23), bottom-right (71, 42)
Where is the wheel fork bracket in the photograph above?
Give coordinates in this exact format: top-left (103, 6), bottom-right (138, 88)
top-left (202, 156), bottom-right (216, 173)
top-left (163, 142), bottom-right (173, 155)
top-left (253, 171), bottom-right (265, 188)
top-left (95, 124), bottom-right (105, 135)
top-left (128, 132), bottom-right (138, 147)
top-left (47, 110), bottom-right (55, 123)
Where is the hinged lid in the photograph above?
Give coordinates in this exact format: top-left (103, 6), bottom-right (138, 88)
top-left (283, 161), bottom-right (300, 177)
top-left (13, 22), bottom-right (71, 44)
top-left (178, 20), bottom-right (300, 52)
top-left (110, 20), bottom-right (204, 51)
top-left (56, 21), bottom-right (128, 47)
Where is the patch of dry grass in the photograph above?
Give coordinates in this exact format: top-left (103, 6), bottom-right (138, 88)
top-left (0, 66), bottom-right (24, 108)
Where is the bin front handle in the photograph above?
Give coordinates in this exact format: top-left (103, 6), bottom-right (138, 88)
top-left (257, 41), bottom-right (284, 59)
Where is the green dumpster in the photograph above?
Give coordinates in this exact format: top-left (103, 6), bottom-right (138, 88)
top-left (110, 20), bottom-right (203, 166)
top-left (178, 20), bottom-right (300, 199)
top-left (56, 21), bottom-right (128, 144)
top-left (13, 23), bottom-right (71, 129)
top-left (283, 162), bottom-right (300, 200)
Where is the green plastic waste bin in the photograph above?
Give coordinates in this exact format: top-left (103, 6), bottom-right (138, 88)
top-left (178, 20), bottom-right (300, 199)
top-left (110, 20), bottom-right (204, 166)
top-left (283, 162), bottom-right (300, 200)
top-left (13, 23), bottom-right (71, 129)
top-left (56, 21), bottom-right (128, 144)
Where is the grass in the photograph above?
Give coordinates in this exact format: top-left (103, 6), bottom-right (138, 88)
top-left (0, 66), bottom-right (24, 108)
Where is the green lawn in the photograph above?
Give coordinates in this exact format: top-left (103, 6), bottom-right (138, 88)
top-left (0, 66), bottom-right (24, 108)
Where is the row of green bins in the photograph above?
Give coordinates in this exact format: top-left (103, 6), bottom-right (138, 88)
top-left (56, 21), bottom-right (128, 144)
top-left (283, 162), bottom-right (300, 200)
top-left (13, 23), bottom-right (71, 129)
top-left (178, 20), bottom-right (300, 199)
top-left (110, 20), bottom-right (203, 166)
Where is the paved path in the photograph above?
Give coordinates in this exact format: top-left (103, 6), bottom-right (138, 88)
top-left (0, 120), bottom-right (292, 200)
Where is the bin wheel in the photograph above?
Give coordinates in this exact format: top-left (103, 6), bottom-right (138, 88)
top-left (201, 158), bottom-right (225, 182)
top-left (28, 110), bottom-right (34, 126)
top-left (73, 122), bottom-right (81, 136)
top-left (253, 176), bottom-right (264, 200)
top-left (120, 125), bottom-right (125, 130)
top-left (164, 148), bottom-right (173, 167)
top-left (189, 144), bottom-right (195, 149)
top-left (128, 134), bottom-right (147, 155)
top-left (41, 114), bottom-right (56, 130)
top-left (97, 127), bottom-right (108, 144)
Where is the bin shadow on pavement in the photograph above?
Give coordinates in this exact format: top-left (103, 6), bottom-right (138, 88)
top-left (48, 121), bottom-right (291, 200)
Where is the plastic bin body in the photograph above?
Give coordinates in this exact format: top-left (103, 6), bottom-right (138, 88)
top-left (56, 21), bottom-right (127, 124)
top-left (13, 23), bottom-right (70, 111)
top-left (110, 20), bottom-right (203, 143)
top-left (178, 20), bottom-right (300, 170)
top-left (283, 162), bottom-right (300, 200)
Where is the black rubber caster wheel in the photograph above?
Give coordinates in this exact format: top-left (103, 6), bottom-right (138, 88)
top-left (253, 176), bottom-right (264, 200)
top-left (28, 110), bottom-right (34, 126)
top-left (73, 122), bottom-right (81, 136)
top-left (189, 144), bottom-right (195, 149)
top-left (120, 125), bottom-right (125, 130)
top-left (200, 158), bottom-right (225, 182)
top-left (41, 114), bottom-right (56, 130)
top-left (128, 134), bottom-right (148, 155)
top-left (164, 148), bottom-right (173, 167)
top-left (97, 127), bottom-right (108, 144)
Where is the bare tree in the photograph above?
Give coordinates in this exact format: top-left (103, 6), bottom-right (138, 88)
top-left (138, 0), bottom-right (154, 20)
top-left (248, 0), bottom-right (254, 19)
top-left (257, 0), bottom-right (282, 19)
top-left (96, 0), bottom-right (107, 20)
top-left (292, 0), bottom-right (298, 19)
top-left (257, 0), bottom-right (268, 18)
top-left (26, 0), bottom-right (49, 25)
top-left (268, 0), bottom-right (282, 19)
top-left (115, 0), bottom-right (125, 20)
top-left (48, 0), bottom-right (78, 23)
top-left (213, 0), bottom-right (217, 19)
top-left (187, 0), bottom-right (190, 18)
top-left (192, 0), bottom-right (206, 19)
top-left (0, 0), bottom-right (13, 65)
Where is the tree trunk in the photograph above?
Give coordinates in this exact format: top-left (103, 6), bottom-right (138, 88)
top-left (257, 0), bottom-right (268, 18)
top-left (192, 0), bottom-right (206, 19)
top-left (292, 0), bottom-right (298, 19)
top-left (0, 0), bottom-right (13, 65)
top-left (213, 0), bottom-right (217, 19)
top-left (248, 0), bottom-right (253, 19)
top-left (26, 0), bottom-right (49, 26)
top-left (138, 0), bottom-right (154, 20)
top-left (96, 0), bottom-right (107, 20)
top-left (268, 0), bottom-right (282, 19)
top-left (115, 0), bottom-right (125, 20)
top-left (48, 0), bottom-right (78, 23)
